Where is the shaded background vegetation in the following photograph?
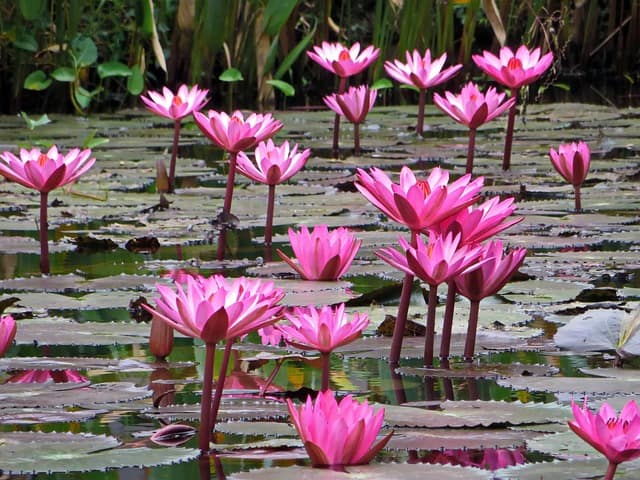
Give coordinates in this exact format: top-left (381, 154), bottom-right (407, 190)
top-left (1, 0), bottom-right (638, 114)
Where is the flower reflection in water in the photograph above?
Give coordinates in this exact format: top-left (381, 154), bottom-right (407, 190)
top-left (418, 447), bottom-right (526, 471)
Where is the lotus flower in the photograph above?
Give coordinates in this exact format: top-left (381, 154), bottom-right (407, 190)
top-left (192, 109), bottom-right (283, 260)
top-left (307, 41), bottom-right (380, 158)
top-left (355, 166), bottom-right (484, 233)
top-left (455, 240), bottom-right (526, 361)
top-left (0, 146), bottom-right (96, 274)
top-left (140, 84), bottom-right (209, 192)
top-left (472, 45), bottom-right (554, 170)
top-left (433, 82), bottom-right (515, 173)
top-left (277, 225), bottom-right (361, 281)
top-left (307, 41), bottom-right (380, 79)
top-left (0, 315), bottom-right (16, 357)
top-left (549, 141), bottom-right (591, 212)
top-left (279, 304), bottom-right (369, 391)
top-left (323, 85), bottom-right (377, 155)
top-left (144, 274), bottom-right (284, 452)
top-left (377, 232), bottom-right (482, 367)
top-left (569, 399), bottom-right (640, 480)
top-left (384, 49), bottom-right (462, 135)
top-left (237, 140), bottom-right (311, 259)
top-left (287, 390), bottom-right (392, 467)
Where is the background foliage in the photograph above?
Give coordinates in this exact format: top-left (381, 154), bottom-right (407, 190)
top-left (0, 0), bottom-right (638, 114)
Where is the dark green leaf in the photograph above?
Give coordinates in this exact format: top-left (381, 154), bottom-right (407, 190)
top-left (97, 61), bottom-right (132, 79)
top-left (23, 70), bottom-right (52, 91)
top-left (263, 0), bottom-right (300, 37)
top-left (219, 68), bottom-right (244, 82)
top-left (51, 67), bottom-right (76, 82)
top-left (71, 36), bottom-right (98, 67)
top-left (14, 30), bottom-right (38, 52)
top-left (18, 0), bottom-right (46, 21)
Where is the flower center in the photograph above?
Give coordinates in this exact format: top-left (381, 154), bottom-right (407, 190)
top-left (37, 153), bottom-right (49, 167)
top-left (416, 180), bottom-right (431, 197)
top-left (172, 96), bottom-right (183, 106)
top-left (338, 50), bottom-right (351, 62)
top-left (507, 57), bottom-right (523, 70)
top-left (607, 417), bottom-right (630, 432)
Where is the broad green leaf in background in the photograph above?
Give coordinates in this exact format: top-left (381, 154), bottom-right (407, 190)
top-left (51, 67), bottom-right (76, 82)
top-left (371, 78), bottom-right (394, 90)
top-left (14, 29), bottom-right (38, 52)
top-left (97, 61), bottom-right (132, 79)
top-left (263, 0), bottom-right (300, 36)
top-left (266, 79), bottom-right (295, 96)
top-left (71, 36), bottom-right (98, 67)
top-left (127, 65), bottom-right (144, 95)
top-left (18, 0), bottom-right (46, 21)
top-left (219, 68), bottom-right (244, 82)
top-left (23, 70), bottom-right (52, 90)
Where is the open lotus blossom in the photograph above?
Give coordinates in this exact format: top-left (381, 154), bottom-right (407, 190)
top-left (6, 369), bottom-right (88, 383)
top-left (144, 274), bottom-right (284, 452)
top-left (435, 196), bottom-right (522, 245)
top-left (0, 146), bottom-right (95, 274)
top-left (193, 109), bottom-right (283, 260)
top-left (549, 141), bottom-right (591, 212)
top-left (307, 41), bottom-right (380, 79)
top-left (472, 45), bottom-right (553, 171)
top-left (237, 140), bottom-right (311, 259)
top-left (308, 41), bottom-right (380, 157)
top-left (0, 315), bottom-right (16, 357)
top-left (287, 390), bottom-right (392, 467)
top-left (569, 399), bottom-right (640, 480)
top-left (384, 49), bottom-right (462, 135)
top-left (356, 166), bottom-right (483, 233)
top-left (140, 84), bottom-right (209, 192)
top-left (279, 304), bottom-right (369, 391)
top-left (324, 85), bottom-right (377, 155)
top-left (455, 240), bottom-right (526, 361)
top-left (377, 232), bottom-right (483, 366)
top-left (277, 224), bottom-right (361, 281)
top-left (434, 82), bottom-right (516, 173)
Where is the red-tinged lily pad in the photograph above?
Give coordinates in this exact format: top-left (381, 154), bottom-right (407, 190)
top-left (0, 408), bottom-right (107, 424)
top-left (144, 399), bottom-right (289, 423)
top-left (0, 381), bottom-right (150, 408)
top-left (227, 463), bottom-right (492, 480)
top-left (0, 431), bottom-right (198, 474)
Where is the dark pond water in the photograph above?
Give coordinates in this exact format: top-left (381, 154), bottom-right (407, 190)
top-left (0, 101), bottom-right (639, 479)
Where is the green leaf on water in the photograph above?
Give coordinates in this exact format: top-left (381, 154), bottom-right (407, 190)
top-left (266, 79), bottom-right (294, 96)
top-left (19, 112), bottom-right (50, 130)
top-left (219, 68), bottom-right (244, 82)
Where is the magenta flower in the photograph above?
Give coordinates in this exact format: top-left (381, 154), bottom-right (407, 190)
top-left (434, 82), bottom-right (516, 173)
top-left (141, 84), bottom-right (209, 120)
top-left (455, 240), bottom-right (526, 361)
top-left (550, 141), bottom-right (591, 212)
top-left (569, 399), bottom-right (640, 480)
top-left (237, 139), bottom-right (311, 260)
top-left (0, 315), bottom-right (16, 357)
top-left (277, 225), bottom-right (361, 281)
top-left (435, 196), bottom-right (522, 245)
top-left (193, 109), bottom-right (283, 260)
top-left (0, 146), bottom-right (95, 274)
top-left (307, 42), bottom-right (380, 78)
top-left (6, 369), bottom-right (88, 383)
top-left (144, 274), bottom-right (284, 452)
top-left (324, 85), bottom-right (377, 156)
top-left (473, 45), bottom-right (554, 171)
top-left (384, 49), bottom-right (462, 135)
top-left (355, 166), bottom-right (483, 232)
top-left (287, 390), bottom-right (392, 467)
top-left (140, 84), bottom-right (209, 192)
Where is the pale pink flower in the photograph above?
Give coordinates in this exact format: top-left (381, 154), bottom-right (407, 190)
top-left (278, 304), bottom-right (369, 353)
top-left (307, 42), bottom-right (380, 78)
top-left (277, 225), bottom-right (361, 281)
top-left (433, 82), bottom-right (515, 129)
top-left (236, 139), bottom-right (310, 185)
top-left (384, 49), bottom-right (462, 90)
top-left (0, 146), bottom-right (95, 193)
top-left (472, 45), bottom-right (554, 89)
top-left (323, 85), bottom-right (377, 125)
top-left (140, 84), bottom-right (209, 120)
top-left (193, 110), bottom-right (283, 154)
top-left (287, 390), bottom-right (392, 467)
top-left (143, 275), bottom-right (284, 345)
top-left (355, 166), bottom-right (483, 232)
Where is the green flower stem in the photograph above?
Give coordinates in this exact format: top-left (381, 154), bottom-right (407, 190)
top-left (39, 192), bottom-right (50, 275)
top-left (209, 338), bottom-right (235, 444)
top-left (168, 120), bottom-right (181, 193)
top-left (199, 343), bottom-right (216, 453)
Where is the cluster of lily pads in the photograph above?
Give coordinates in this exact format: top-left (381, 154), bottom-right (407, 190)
top-left (0, 38), bottom-right (637, 480)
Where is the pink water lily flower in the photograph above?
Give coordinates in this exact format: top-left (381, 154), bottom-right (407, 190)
top-left (433, 82), bottom-right (515, 130)
top-left (140, 84), bottom-right (209, 120)
top-left (550, 141), bottom-right (591, 212)
top-left (0, 315), bottom-right (16, 357)
top-left (569, 399), bottom-right (640, 480)
top-left (356, 166), bottom-right (483, 233)
top-left (324, 85), bottom-right (377, 155)
top-left (473, 45), bottom-right (554, 90)
top-left (384, 49), bottom-right (462, 135)
top-left (287, 390), bottom-right (392, 467)
top-left (237, 139), bottom-right (311, 186)
top-left (0, 145), bottom-right (95, 194)
top-left (307, 41), bottom-right (380, 78)
top-left (144, 274), bottom-right (284, 345)
top-left (277, 225), bottom-right (361, 281)
top-left (435, 196), bottom-right (522, 245)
